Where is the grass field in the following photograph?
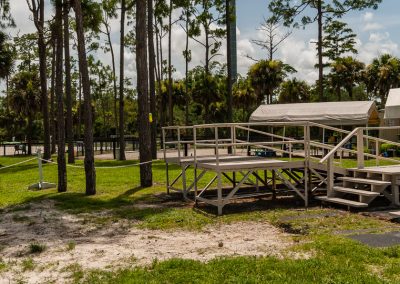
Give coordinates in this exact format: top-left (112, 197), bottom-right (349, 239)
top-left (1, 155), bottom-right (400, 283)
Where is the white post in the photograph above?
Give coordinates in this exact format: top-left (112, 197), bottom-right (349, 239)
top-left (246, 125), bottom-right (250, 156)
top-left (215, 126), bottom-right (219, 167)
top-left (322, 127), bottom-right (325, 157)
top-left (304, 124), bottom-right (310, 207)
top-left (28, 149), bottom-right (56, 190)
top-left (177, 127), bottom-right (181, 161)
top-left (357, 128), bottom-right (365, 169)
top-left (193, 127), bottom-right (198, 200)
top-left (37, 149), bottom-right (43, 189)
top-left (163, 128), bottom-right (170, 194)
top-left (327, 156), bottom-right (334, 197)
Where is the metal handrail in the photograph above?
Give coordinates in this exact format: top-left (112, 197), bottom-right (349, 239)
top-left (319, 128), bottom-right (359, 164)
top-left (195, 140), bottom-right (305, 148)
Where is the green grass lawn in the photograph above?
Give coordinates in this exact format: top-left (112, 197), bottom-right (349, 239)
top-left (2, 155), bottom-right (400, 283)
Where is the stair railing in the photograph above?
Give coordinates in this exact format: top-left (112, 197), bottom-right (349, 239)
top-left (319, 128), bottom-right (360, 196)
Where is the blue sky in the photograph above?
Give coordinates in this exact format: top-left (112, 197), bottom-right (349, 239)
top-left (233, 0), bottom-right (400, 82)
top-left (3, 0), bottom-right (400, 86)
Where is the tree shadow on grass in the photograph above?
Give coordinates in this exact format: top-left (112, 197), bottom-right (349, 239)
top-left (195, 196), bottom-right (321, 217)
top-left (0, 163), bottom-right (40, 175)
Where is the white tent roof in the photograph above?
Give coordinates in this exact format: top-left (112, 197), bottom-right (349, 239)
top-left (249, 101), bottom-right (379, 125)
top-left (384, 88), bottom-right (400, 119)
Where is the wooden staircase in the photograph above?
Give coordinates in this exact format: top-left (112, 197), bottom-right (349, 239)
top-left (316, 168), bottom-right (391, 208)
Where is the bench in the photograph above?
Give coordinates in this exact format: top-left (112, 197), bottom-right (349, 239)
top-left (14, 144), bottom-right (27, 155)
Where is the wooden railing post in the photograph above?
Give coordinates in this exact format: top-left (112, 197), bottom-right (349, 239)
top-left (177, 127), bottom-right (181, 162)
top-left (304, 124), bottom-right (310, 207)
top-left (357, 128), bottom-right (365, 169)
top-left (327, 156), bottom-right (334, 197)
top-left (215, 126), bottom-right (219, 167)
top-left (232, 125), bottom-right (237, 155)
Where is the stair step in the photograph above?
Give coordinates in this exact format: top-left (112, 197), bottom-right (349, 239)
top-left (338, 177), bottom-right (391, 186)
top-left (315, 196), bottom-right (368, 208)
top-left (333, 186), bottom-right (380, 196)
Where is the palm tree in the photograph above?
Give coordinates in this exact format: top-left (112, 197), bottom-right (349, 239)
top-left (364, 54), bottom-right (400, 106)
top-left (0, 31), bottom-right (14, 112)
top-left (190, 66), bottom-right (225, 124)
top-left (329, 56), bottom-right (364, 100)
top-left (278, 78), bottom-right (310, 104)
top-left (233, 76), bottom-right (256, 121)
top-left (248, 60), bottom-right (295, 104)
top-left (9, 71), bottom-right (41, 155)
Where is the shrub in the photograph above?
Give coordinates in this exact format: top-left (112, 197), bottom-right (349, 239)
top-left (380, 143), bottom-right (400, 156)
top-left (29, 242), bottom-right (46, 254)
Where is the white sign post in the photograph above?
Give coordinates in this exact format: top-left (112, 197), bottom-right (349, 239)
top-left (28, 149), bottom-right (57, 190)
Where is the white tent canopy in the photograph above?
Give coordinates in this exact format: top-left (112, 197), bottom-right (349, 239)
top-left (249, 101), bottom-right (379, 126)
top-left (384, 88), bottom-right (400, 119)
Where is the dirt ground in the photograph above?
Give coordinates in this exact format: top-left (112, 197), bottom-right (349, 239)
top-left (0, 200), bottom-right (295, 284)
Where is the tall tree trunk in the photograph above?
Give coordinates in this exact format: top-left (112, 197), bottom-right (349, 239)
top-left (205, 24), bottom-right (209, 75)
top-left (39, 1), bottom-right (51, 160)
top-left (32, 0), bottom-right (51, 160)
top-left (184, 8), bottom-right (189, 126)
top-left (167, 0), bottom-right (173, 126)
top-left (225, 0), bottom-right (236, 122)
top-left (5, 74), bottom-right (9, 113)
top-left (118, 0), bottom-right (126, 160)
top-left (155, 23), bottom-right (161, 84)
top-left (136, 0), bottom-right (152, 187)
top-left (155, 23), bottom-right (164, 128)
top-left (269, 27), bottom-right (273, 60)
top-left (55, 0), bottom-right (67, 192)
top-left (50, 37), bottom-right (57, 154)
top-left (336, 85), bottom-right (341, 101)
top-left (226, 0), bottom-right (235, 123)
top-left (77, 71), bottom-right (82, 139)
top-left (347, 87), bottom-right (353, 100)
top-left (73, 0), bottom-right (96, 195)
top-left (317, 0), bottom-right (324, 101)
top-left (27, 114), bottom-right (33, 155)
top-left (64, 0), bottom-right (74, 164)
top-left (160, 25), bottom-right (164, 81)
top-left (105, 23), bottom-right (118, 136)
top-left (148, 0), bottom-right (157, 159)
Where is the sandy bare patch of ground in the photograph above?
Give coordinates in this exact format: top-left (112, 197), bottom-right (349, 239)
top-left (0, 200), bottom-right (295, 284)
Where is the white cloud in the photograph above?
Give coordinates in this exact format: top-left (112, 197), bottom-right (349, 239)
top-left (363, 22), bottom-right (383, 32)
top-left (279, 37), bottom-right (318, 83)
top-left (356, 32), bottom-right (399, 64)
top-left (363, 12), bottom-right (374, 22)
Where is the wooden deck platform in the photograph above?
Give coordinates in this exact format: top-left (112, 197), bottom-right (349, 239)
top-left (197, 158), bottom-right (304, 171)
top-left (349, 165), bottom-right (400, 175)
top-left (162, 122), bottom-right (400, 213)
top-left (165, 154), bottom-right (255, 166)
